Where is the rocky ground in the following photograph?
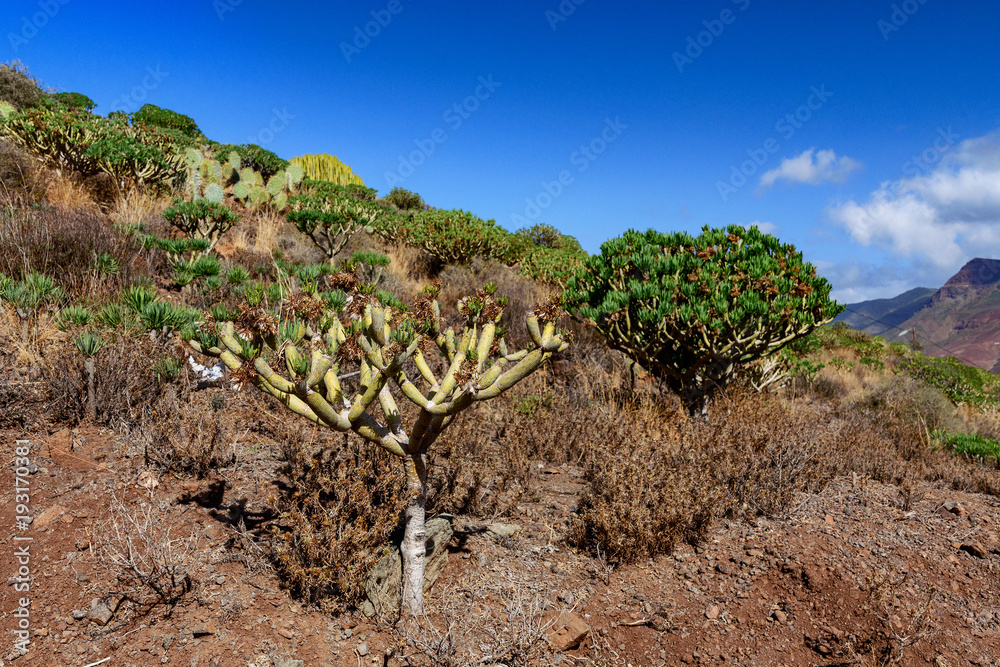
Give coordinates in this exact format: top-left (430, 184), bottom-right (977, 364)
top-left (3, 425), bottom-right (1000, 667)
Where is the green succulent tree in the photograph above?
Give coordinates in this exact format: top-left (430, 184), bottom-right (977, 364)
top-left (564, 225), bottom-right (843, 417)
top-left (392, 209), bottom-right (511, 268)
top-left (162, 199), bottom-right (241, 253)
top-left (185, 282), bottom-right (568, 617)
top-left (286, 190), bottom-right (384, 263)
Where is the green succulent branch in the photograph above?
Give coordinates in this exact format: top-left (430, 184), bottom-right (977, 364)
top-left (564, 225), bottom-right (843, 417)
top-left (185, 284), bottom-right (568, 617)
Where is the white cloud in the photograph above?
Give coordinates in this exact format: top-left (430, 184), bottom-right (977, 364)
top-left (759, 148), bottom-right (863, 191)
top-left (828, 130), bottom-right (1000, 269)
top-left (743, 220), bottom-right (778, 234)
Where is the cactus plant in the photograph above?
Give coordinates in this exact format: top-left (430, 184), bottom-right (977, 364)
top-left (564, 225), bottom-right (843, 417)
top-left (290, 153), bottom-right (366, 187)
top-left (186, 282), bottom-right (568, 617)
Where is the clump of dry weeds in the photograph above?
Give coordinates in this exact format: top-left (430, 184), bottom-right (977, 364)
top-left (266, 426), bottom-right (408, 612)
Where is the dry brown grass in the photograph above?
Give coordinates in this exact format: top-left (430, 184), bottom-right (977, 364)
top-left (0, 206), bottom-right (144, 299)
top-left (38, 168), bottom-right (100, 212)
top-left (109, 188), bottom-right (167, 228)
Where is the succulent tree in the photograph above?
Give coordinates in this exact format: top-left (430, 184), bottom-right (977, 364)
top-left (185, 281), bottom-right (568, 617)
top-left (162, 199), bottom-right (240, 254)
top-left (392, 209), bottom-right (512, 268)
top-left (564, 225), bottom-right (843, 417)
top-left (286, 190), bottom-right (384, 263)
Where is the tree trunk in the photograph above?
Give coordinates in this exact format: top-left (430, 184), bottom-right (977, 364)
top-left (399, 452), bottom-right (428, 619)
top-left (85, 358), bottom-right (96, 423)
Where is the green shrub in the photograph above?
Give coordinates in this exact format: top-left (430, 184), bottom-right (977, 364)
top-left (383, 187), bottom-right (425, 210)
top-left (564, 225), bottom-right (843, 417)
top-left (901, 354), bottom-right (1000, 408)
top-left (518, 246), bottom-right (586, 287)
top-left (393, 209), bottom-right (511, 267)
top-left (935, 431), bottom-right (1000, 465)
top-left (290, 153), bottom-right (366, 187)
top-left (52, 92), bottom-right (96, 112)
top-left (133, 104), bottom-right (200, 139)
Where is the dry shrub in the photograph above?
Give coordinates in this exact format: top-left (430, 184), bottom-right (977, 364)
top-left (426, 399), bottom-right (533, 518)
top-left (267, 426), bottom-right (407, 611)
top-left (847, 373), bottom-right (959, 433)
top-left (92, 488), bottom-right (201, 616)
top-left (144, 387), bottom-right (238, 477)
top-left (0, 140), bottom-right (41, 207)
top-left (44, 335), bottom-right (161, 428)
top-left (0, 206), bottom-right (143, 298)
top-left (39, 167), bottom-right (99, 212)
top-left (570, 391), bottom-right (843, 563)
top-left (569, 415), bottom-right (720, 564)
top-left (109, 187), bottom-right (166, 227)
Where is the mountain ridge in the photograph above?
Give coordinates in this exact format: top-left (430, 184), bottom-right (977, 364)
top-left (834, 258), bottom-right (1000, 372)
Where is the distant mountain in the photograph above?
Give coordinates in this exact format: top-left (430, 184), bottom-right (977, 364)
top-left (834, 258), bottom-right (1000, 372)
top-left (833, 287), bottom-right (936, 337)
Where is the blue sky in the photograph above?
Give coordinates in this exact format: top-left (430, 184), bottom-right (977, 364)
top-left (4, 0), bottom-right (1000, 302)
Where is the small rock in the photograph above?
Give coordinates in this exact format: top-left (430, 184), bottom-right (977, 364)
top-left (357, 642), bottom-right (369, 657)
top-left (705, 605), bottom-right (720, 620)
top-left (87, 598), bottom-right (115, 626)
top-left (773, 610), bottom-right (787, 623)
top-left (71, 609), bottom-right (87, 621)
top-left (487, 523), bottom-right (522, 538)
top-left (716, 562), bottom-right (732, 575)
top-left (960, 542), bottom-right (989, 559)
top-left (33, 505), bottom-right (68, 531)
top-left (558, 591), bottom-right (575, 606)
top-left (943, 501), bottom-right (968, 517)
top-left (824, 514), bottom-right (835, 525)
top-left (277, 627), bottom-right (295, 640)
top-left (547, 611), bottom-right (590, 651)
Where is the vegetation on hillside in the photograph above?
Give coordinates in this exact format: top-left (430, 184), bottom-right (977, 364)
top-left (3, 62), bottom-right (1000, 630)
